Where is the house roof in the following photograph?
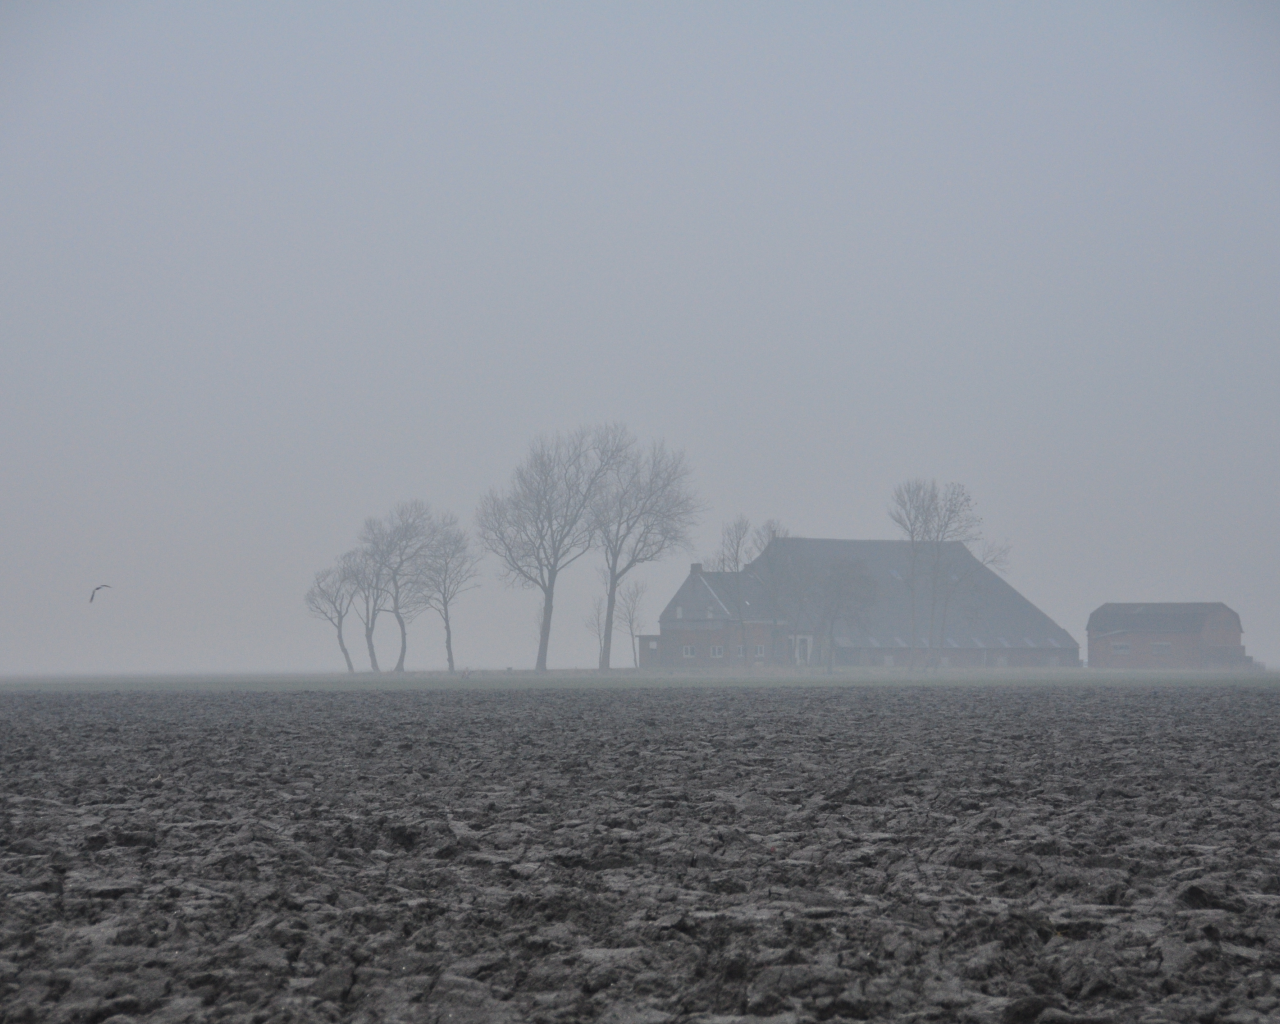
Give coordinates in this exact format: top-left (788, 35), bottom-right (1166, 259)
top-left (657, 566), bottom-right (780, 626)
top-left (1086, 603), bottom-right (1241, 636)
top-left (658, 537), bottom-right (1078, 650)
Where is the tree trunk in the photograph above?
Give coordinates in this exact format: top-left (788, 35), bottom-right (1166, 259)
top-left (442, 601), bottom-right (455, 673)
top-left (393, 608), bottom-right (408, 672)
top-left (599, 572), bottom-right (619, 670)
top-left (336, 617), bottom-right (355, 673)
top-left (536, 584), bottom-right (555, 671)
top-left (365, 617), bottom-right (381, 672)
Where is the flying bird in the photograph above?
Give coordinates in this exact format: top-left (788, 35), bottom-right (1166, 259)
top-left (89, 585), bottom-right (111, 603)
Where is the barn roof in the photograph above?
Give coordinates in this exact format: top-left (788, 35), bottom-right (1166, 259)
top-left (1086, 603), bottom-right (1241, 636)
top-left (656, 565), bottom-right (778, 623)
top-left (658, 537), bottom-right (1078, 651)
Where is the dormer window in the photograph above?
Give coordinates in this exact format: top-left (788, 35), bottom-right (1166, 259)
top-left (675, 606), bottom-right (682, 619)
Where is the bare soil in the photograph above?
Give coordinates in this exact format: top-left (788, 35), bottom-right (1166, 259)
top-left (2, 683), bottom-right (1279, 1024)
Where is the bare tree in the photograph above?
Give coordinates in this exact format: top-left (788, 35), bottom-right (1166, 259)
top-left (976, 538), bottom-right (1012, 574)
top-left (419, 513), bottom-right (482, 672)
top-left (708, 515), bottom-right (788, 572)
top-left (591, 435), bottom-right (700, 668)
top-left (477, 425), bottom-right (625, 671)
top-left (583, 594), bottom-right (608, 663)
top-left (709, 514), bottom-right (753, 572)
top-left (617, 579), bottom-right (647, 668)
top-left (305, 563), bottom-right (357, 672)
top-left (347, 547), bottom-right (388, 672)
top-left (361, 500), bottom-right (439, 672)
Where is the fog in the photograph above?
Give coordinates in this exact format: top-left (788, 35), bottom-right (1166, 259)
top-left (2, 3), bottom-right (1277, 675)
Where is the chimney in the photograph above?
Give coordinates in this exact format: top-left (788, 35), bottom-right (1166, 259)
top-left (690, 562), bottom-right (703, 574)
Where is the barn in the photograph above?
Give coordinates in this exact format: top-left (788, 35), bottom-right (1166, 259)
top-left (1086, 603), bottom-right (1256, 670)
top-left (638, 537), bottom-right (1080, 669)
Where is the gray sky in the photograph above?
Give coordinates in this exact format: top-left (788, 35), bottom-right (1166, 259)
top-left (2, 3), bottom-right (1277, 674)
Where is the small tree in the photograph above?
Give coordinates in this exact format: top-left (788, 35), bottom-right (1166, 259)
top-left (305, 564), bottom-right (358, 672)
top-left (583, 594), bottom-right (609, 663)
top-left (591, 435), bottom-right (699, 668)
top-left (617, 579), bottom-right (646, 668)
top-left (347, 547), bottom-right (388, 672)
top-left (477, 425), bottom-right (625, 670)
top-left (709, 514), bottom-right (753, 572)
top-left (420, 514), bottom-right (482, 672)
top-left (361, 500), bottom-right (439, 673)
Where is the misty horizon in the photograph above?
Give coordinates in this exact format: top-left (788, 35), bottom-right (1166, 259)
top-left (2, 4), bottom-right (1277, 674)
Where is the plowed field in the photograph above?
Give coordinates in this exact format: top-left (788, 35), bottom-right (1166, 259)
top-left (3, 682), bottom-right (1279, 1024)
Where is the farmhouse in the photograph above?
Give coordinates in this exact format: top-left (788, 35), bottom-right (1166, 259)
top-left (638, 537), bottom-right (1080, 669)
top-left (1086, 603), bottom-right (1256, 670)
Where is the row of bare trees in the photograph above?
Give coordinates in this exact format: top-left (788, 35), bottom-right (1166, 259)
top-left (307, 462), bottom-right (1004, 673)
top-left (477, 424), bottom-right (700, 670)
top-left (307, 425), bottom-right (699, 673)
top-left (305, 502), bottom-right (482, 673)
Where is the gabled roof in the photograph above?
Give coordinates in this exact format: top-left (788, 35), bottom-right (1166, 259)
top-left (657, 566), bottom-right (779, 626)
top-left (658, 538), bottom-right (1078, 650)
top-left (1086, 603), bottom-right (1241, 636)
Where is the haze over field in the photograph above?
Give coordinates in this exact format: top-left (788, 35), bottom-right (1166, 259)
top-left (1, 4), bottom-right (1277, 674)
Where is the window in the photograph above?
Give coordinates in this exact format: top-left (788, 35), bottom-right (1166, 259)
top-left (754, 645), bottom-right (766, 658)
top-left (883, 654), bottom-right (895, 667)
top-left (735, 645), bottom-right (744, 658)
top-left (1111, 642), bottom-right (1130, 653)
top-left (710, 646), bottom-right (724, 659)
top-left (995, 655), bottom-right (1008, 668)
top-left (682, 645), bottom-right (695, 658)
top-left (675, 606), bottom-right (682, 619)
top-left (648, 640), bottom-right (657, 650)
top-left (1152, 642), bottom-right (1172, 653)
